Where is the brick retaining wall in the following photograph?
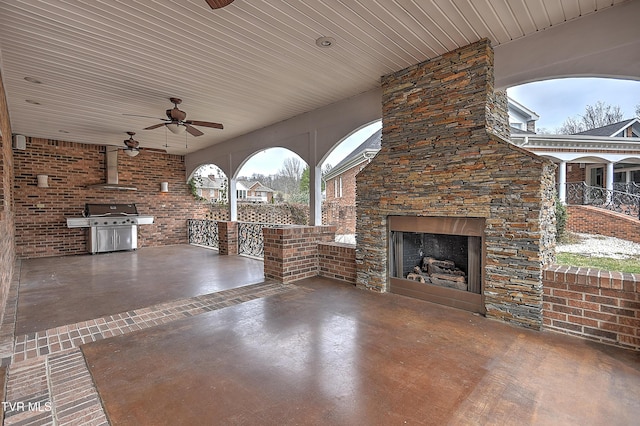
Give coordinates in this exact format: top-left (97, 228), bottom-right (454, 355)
top-left (567, 205), bottom-right (640, 244)
top-left (543, 265), bottom-right (639, 350)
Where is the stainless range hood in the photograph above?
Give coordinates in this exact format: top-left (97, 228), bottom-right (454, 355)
top-left (87, 146), bottom-right (137, 191)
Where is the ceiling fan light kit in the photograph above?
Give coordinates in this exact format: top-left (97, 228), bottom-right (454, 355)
top-left (165, 122), bottom-right (186, 134)
top-left (124, 132), bottom-right (141, 157)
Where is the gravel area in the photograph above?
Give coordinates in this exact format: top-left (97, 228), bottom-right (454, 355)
top-left (556, 233), bottom-right (640, 259)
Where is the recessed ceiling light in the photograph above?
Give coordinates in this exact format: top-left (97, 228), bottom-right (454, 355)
top-left (24, 77), bottom-right (42, 84)
top-left (315, 36), bottom-right (335, 48)
top-left (25, 99), bottom-right (41, 105)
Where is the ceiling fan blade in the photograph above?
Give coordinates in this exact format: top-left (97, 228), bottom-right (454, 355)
top-left (141, 147), bottom-right (168, 153)
top-left (205, 0), bottom-right (234, 9)
top-left (185, 124), bottom-right (204, 137)
top-left (186, 120), bottom-right (224, 130)
top-left (143, 123), bottom-right (166, 130)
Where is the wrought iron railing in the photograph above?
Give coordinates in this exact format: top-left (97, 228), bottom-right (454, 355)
top-left (566, 182), bottom-right (640, 219)
top-left (613, 182), bottom-right (640, 195)
top-left (238, 222), bottom-right (280, 258)
top-left (187, 219), bottom-right (219, 249)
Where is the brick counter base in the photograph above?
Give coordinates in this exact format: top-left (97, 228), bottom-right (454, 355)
top-left (543, 265), bottom-right (639, 350)
top-left (263, 225), bottom-right (336, 283)
top-left (318, 242), bottom-right (356, 284)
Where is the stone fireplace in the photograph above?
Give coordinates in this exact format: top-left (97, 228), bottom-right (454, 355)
top-left (356, 39), bottom-right (556, 329)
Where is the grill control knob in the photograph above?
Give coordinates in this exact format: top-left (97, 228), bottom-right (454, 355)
top-left (103, 221), bottom-right (108, 225)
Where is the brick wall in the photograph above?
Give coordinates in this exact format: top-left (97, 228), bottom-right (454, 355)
top-left (13, 137), bottom-right (209, 258)
top-left (263, 225), bottom-right (335, 283)
top-left (567, 205), bottom-right (640, 244)
top-left (318, 242), bottom-right (356, 284)
top-left (566, 163), bottom-right (586, 183)
top-left (0, 70), bottom-right (16, 329)
top-left (543, 265), bottom-right (640, 350)
top-left (323, 161), bottom-right (363, 235)
top-left (218, 221), bottom-right (238, 255)
top-left (325, 162), bottom-right (363, 206)
top-left (356, 39), bottom-right (556, 329)
top-left (322, 203), bottom-right (356, 235)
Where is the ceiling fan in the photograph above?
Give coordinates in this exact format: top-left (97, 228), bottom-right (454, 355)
top-left (122, 131), bottom-right (167, 156)
top-left (139, 98), bottom-right (224, 137)
top-left (205, 0), bottom-right (234, 9)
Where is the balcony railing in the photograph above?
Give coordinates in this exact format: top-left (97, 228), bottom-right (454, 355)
top-left (566, 182), bottom-right (640, 219)
top-left (238, 222), bottom-right (280, 258)
top-left (187, 220), bottom-right (280, 258)
top-left (187, 219), bottom-right (219, 249)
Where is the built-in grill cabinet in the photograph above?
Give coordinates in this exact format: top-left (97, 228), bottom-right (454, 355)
top-left (66, 203), bottom-right (154, 254)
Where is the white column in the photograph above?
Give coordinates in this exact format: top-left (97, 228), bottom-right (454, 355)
top-left (309, 165), bottom-right (322, 226)
top-left (228, 178), bottom-right (238, 222)
top-left (606, 162), bottom-right (615, 191)
top-left (558, 161), bottom-right (567, 204)
top-left (606, 161), bottom-right (614, 205)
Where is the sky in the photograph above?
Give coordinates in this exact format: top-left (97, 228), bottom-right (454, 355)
top-left (236, 121), bottom-right (381, 177)
top-left (204, 77), bottom-right (640, 179)
top-left (507, 77), bottom-right (640, 132)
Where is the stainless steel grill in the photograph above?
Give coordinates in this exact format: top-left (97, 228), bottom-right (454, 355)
top-left (66, 203), bottom-right (154, 254)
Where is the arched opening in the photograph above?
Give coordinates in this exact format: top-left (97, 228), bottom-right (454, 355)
top-left (189, 164), bottom-right (229, 204)
top-left (321, 120), bottom-right (382, 243)
top-left (507, 77), bottom-right (640, 220)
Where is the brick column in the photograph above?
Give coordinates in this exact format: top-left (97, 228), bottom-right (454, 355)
top-left (263, 225), bottom-right (336, 283)
top-left (217, 221), bottom-right (238, 255)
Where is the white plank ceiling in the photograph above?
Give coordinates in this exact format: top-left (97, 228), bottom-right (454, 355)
top-left (0, 0), bottom-right (627, 154)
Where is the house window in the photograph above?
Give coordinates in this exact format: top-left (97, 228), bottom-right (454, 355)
top-left (334, 179), bottom-right (338, 198)
top-left (339, 177), bottom-right (343, 198)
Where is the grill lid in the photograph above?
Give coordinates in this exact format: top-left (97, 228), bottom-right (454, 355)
top-left (85, 203), bottom-right (138, 217)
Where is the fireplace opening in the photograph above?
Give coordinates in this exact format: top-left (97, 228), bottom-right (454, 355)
top-left (388, 216), bottom-right (485, 313)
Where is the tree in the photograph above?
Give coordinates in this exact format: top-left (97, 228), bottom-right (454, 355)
top-left (635, 103), bottom-right (640, 118)
top-left (557, 101), bottom-right (624, 134)
top-left (300, 166), bottom-right (310, 194)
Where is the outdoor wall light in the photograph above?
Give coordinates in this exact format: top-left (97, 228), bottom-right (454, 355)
top-left (37, 174), bottom-right (49, 188)
top-left (160, 182), bottom-right (169, 193)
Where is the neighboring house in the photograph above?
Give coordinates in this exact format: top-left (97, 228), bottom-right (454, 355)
top-left (324, 128), bottom-right (382, 205)
top-left (237, 181), bottom-right (275, 203)
top-left (322, 129), bottom-right (381, 237)
top-left (324, 102), bottom-right (640, 235)
top-left (508, 97), bottom-right (540, 133)
top-left (197, 175), bottom-right (226, 202)
top-left (197, 176), bottom-right (275, 203)
top-left (511, 117), bottom-right (640, 201)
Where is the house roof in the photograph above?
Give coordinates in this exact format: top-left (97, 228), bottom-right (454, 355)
top-left (573, 118), bottom-right (639, 137)
top-left (324, 129), bottom-right (382, 181)
top-left (237, 181), bottom-right (274, 193)
top-left (198, 175), bottom-right (225, 189)
top-left (507, 97), bottom-right (540, 121)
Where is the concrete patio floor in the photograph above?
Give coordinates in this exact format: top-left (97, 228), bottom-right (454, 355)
top-left (3, 245), bottom-right (640, 425)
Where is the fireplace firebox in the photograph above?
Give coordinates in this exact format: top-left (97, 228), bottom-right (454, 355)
top-left (388, 216), bottom-right (485, 313)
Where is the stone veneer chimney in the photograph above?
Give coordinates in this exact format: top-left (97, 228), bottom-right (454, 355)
top-left (356, 39), bottom-right (556, 329)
